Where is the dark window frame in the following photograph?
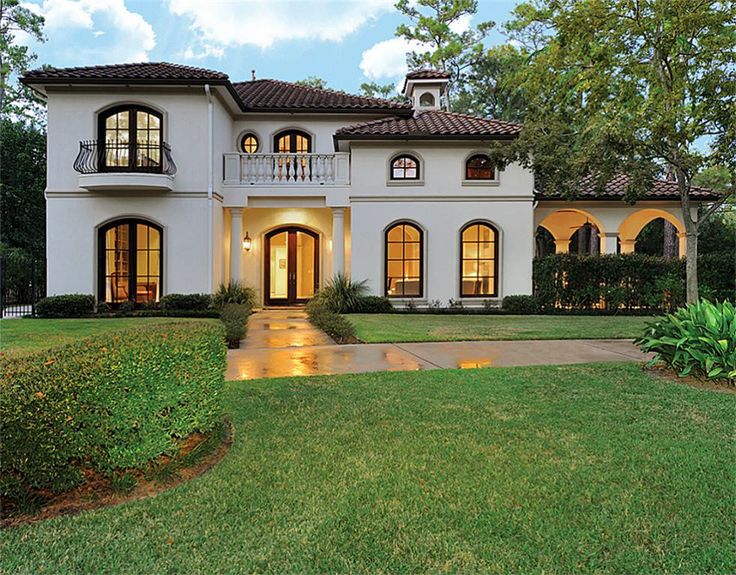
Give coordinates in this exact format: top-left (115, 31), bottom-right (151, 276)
top-left (97, 105), bottom-right (164, 173)
top-left (240, 132), bottom-right (260, 154)
top-left (390, 154), bottom-right (421, 180)
top-left (273, 129), bottom-right (312, 153)
top-left (459, 221), bottom-right (499, 298)
top-left (465, 154), bottom-right (496, 181)
top-left (97, 218), bottom-right (163, 306)
top-left (384, 221), bottom-right (424, 298)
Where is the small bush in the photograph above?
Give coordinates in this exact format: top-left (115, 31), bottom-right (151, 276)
top-left (160, 293), bottom-right (212, 311)
top-left (312, 273), bottom-right (369, 313)
top-left (213, 281), bottom-right (257, 310)
top-left (35, 294), bottom-right (95, 318)
top-left (636, 299), bottom-right (736, 382)
top-left (350, 295), bottom-right (394, 313)
top-left (503, 295), bottom-right (541, 314)
top-left (220, 303), bottom-right (249, 348)
top-left (1, 321), bottom-right (226, 505)
top-left (306, 299), bottom-right (357, 343)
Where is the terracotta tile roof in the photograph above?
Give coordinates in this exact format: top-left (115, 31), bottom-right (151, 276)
top-left (335, 110), bottom-right (522, 139)
top-left (536, 173), bottom-right (721, 201)
top-left (405, 69), bottom-right (451, 80)
top-left (21, 62), bottom-right (229, 83)
top-left (232, 79), bottom-right (413, 113)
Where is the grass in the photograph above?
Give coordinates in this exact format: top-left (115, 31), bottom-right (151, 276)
top-left (0, 317), bottom-right (214, 354)
top-left (2, 363), bottom-right (733, 574)
top-left (349, 313), bottom-right (654, 343)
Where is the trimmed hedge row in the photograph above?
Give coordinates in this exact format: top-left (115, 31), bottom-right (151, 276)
top-left (35, 294), bottom-right (95, 318)
top-left (533, 253), bottom-right (734, 313)
top-left (306, 300), bottom-right (357, 343)
top-left (1, 321), bottom-right (226, 502)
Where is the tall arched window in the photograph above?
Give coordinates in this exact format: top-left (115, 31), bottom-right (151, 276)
top-left (98, 105), bottom-right (163, 172)
top-left (465, 154), bottom-right (495, 180)
top-left (385, 222), bottom-right (423, 297)
top-left (390, 154), bottom-right (420, 180)
top-left (98, 219), bottom-right (162, 305)
top-left (460, 222), bottom-right (498, 297)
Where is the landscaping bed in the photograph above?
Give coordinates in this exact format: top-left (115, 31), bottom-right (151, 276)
top-left (1, 363), bottom-right (732, 573)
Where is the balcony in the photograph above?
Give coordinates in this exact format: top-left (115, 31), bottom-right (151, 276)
top-left (74, 140), bottom-right (177, 191)
top-left (223, 153), bottom-right (350, 186)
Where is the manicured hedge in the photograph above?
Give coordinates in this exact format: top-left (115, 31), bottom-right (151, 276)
top-left (1, 321), bottom-right (226, 502)
top-left (306, 300), bottom-right (357, 343)
top-left (533, 253), bottom-right (734, 313)
top-left (35, 294), bottom-right (95, 318)
top-left (220, 303), bottom-right (249, 348)
top-left (160, 293), bottom-right (213, 311)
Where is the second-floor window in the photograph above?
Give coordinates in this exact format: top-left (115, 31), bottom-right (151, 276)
top-left (99, 105), bottom-right (163, 172)
top-left (274, 130), bottom-right (312, 180)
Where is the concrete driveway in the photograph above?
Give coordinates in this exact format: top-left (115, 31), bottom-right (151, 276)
top-left (227, 310), bottom-right (651, 380)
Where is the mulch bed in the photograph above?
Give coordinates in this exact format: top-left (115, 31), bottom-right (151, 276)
top-left (1, 420), bottom-right (232, 529)
top-left (644, 364), bottom-right (735, 394)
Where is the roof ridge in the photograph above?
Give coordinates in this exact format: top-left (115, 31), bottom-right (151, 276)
top-left (429, 108), bottom-right (523, 127)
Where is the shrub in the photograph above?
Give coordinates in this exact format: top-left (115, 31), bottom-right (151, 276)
top-left (312, 273), bottom-right (369, 313)
top-left (503, 295), bottom-right (541, 314)
top-left (636, 299), bottom-right (736, 382)
top-left (0, 321), bottom-right (226, 503)
top-left (212, 281), bottom-right (257, 310)
top-left (350, 295), bottom-right (394, 313)
top-left (35, 294), bottom-right (95, 318)
top-left (160, 293), bottom-right (213, 311)
top-left (220, 303), bottom-right (249, 348)
top-left (306, 299), bottom-right (357, 343)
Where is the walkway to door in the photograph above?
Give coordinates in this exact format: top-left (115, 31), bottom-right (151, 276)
top-left (227, 310), bottom-right (651, 380)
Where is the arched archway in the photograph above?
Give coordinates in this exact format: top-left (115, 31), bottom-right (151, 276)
top-left (618, 209), bottom-right (685, 255)
top-left (537, 209), bottom-right (606, 254)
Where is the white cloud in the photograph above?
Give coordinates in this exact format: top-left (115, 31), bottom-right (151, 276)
top-left (169, 0), bottom-right (395, 53)
top-left (24, 0), bottom-right (155, 62)
top-left (359, 37), bottom-right (429, 80)
top-left (449, 13), bottom-right (472, 34)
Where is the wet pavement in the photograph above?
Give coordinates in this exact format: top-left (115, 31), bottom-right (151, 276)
top-left (227, 310), bottom-right (652, 380)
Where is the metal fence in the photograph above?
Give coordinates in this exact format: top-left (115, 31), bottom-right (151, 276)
top-left (0, 253), bottom-right (46, 318)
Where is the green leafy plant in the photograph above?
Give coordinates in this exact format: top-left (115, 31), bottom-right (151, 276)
top-left (220, 303), bottom-right (249, 349)
top-left (636, 299), bottom-right (736, 382)
top-left (306, 299), bottom-right (358, 343)
top-left (502, 295), bottom-right (541, 314)
top-left (350, 295), bottom-right (394, 314)
top-left (312, 273), bottom-right (369, 313)
top-left (212, 281), bottom-right (257, 311)
top-left (35, 294), bottom-right (95, 318)
top-left (0, 321), bottom-right (226, 507)
top-left (160, 293), bottom-right (213, 312)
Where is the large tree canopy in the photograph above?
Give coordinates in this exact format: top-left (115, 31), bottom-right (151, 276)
top-left (491, 0), bottom-right (736, 302)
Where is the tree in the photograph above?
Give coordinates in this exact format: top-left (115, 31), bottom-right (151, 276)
top-left (395, 0), bottom-right (494, 110)
top-left (0, 118), bottom-right (46, 258)
top-left (294, 76), bottom-right (328, 90)
top-left (453, 43), bottom-right (527, 121)
top-left (491, 0), bottom-right (735, 303)
top-left (0, 0), bottom-right (44, 122)
top-left (359, 81), bottom-right (405, 102)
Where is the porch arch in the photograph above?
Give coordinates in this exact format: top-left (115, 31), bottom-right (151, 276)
top-left (537, 208), bottom-right (606, 254)
top-left (618, 209), bottom-right (686, 254)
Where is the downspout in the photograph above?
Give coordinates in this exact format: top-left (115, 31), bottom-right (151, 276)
top-left (204, 84), bottom-right (214, 293)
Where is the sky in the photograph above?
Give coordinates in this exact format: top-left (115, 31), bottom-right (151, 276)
top-left (20, 0), bottom-right (520, 94)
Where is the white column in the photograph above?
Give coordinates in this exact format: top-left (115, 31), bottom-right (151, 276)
top-left (230, 208), bottom-right (243, 283)
top-left (602, 232), bottom-right (619, 254)
top-left (331, 207), bottom-right (346, 277)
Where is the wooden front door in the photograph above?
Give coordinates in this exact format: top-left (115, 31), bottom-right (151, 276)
top-left (264, 227), bottom-right (319, 306)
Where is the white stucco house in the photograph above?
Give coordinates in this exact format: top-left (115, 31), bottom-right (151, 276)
top-left (21, 63), bottom-right (718, 307)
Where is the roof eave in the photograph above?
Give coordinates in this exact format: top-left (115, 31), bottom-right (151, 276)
top-left (334, 133), bottom-right (520, 141)
top-left (241, 106), bottom-right (414, 116)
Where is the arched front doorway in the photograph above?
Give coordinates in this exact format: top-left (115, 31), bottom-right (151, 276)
top-left (264, 226), bottom-right (319, 306)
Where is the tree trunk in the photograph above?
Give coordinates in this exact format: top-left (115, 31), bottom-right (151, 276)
top-left (663, 220), bottom-right (677, 257)
top-left (590, 225), bottom-right (599, 254)
top-left (677, 171), bottom-right (699, 303)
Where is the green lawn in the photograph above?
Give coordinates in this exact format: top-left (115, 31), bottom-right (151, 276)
top-left (349, 313), bottom-right (654, 343)
top-left (2, 364), bottom-right (733, 574)
top-left (0, 317), bottom-right (213, 354)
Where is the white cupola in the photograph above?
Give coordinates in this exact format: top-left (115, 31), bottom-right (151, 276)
top-left (402, 69), bottom-right (450, 111)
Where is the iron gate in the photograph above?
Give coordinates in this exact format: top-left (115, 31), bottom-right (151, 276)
top-left (0, 253), bottom-right (46, 318)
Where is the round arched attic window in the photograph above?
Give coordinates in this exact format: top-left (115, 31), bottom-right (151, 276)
top-left (240, 133), bottom-right (259, 154)
top-left (419, 92), bottom-right (436, 107)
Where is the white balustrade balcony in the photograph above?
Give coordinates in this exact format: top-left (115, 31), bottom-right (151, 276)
top-left (223, 153), bottom-right (350, 186)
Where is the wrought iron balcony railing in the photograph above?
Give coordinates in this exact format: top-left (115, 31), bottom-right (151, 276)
top-left (74, 140), bottom-right (177, 176)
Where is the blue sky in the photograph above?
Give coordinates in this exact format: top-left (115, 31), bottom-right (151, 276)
top-left (22, 0), bottom-right (519, 93)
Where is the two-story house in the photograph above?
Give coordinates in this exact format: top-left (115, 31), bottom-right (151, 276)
top-left (21, 62), bottom-right (717, 307)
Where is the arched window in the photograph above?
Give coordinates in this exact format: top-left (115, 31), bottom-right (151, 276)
top-left (240, 133), bottom-right (259, 154)
top-left (273, 130), bottom-right (312, 180)
top-left (385, 222), bottom-right (423, 297)
top-left (98, 219), bottom-right (162, 305)
top-left (419, 92), bottom-right (435, 107)
top-left (390, 154), bottom-right (420, 180)
top-left (98, 105), bottom-right (163, 172)
top-left (465, 154), bottom-right (495, 180)
top-left (460, 222), bottom-right (498, 297)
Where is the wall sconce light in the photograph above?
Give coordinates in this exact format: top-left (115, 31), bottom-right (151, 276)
top-left (242, 232), bottom-right (252, 251)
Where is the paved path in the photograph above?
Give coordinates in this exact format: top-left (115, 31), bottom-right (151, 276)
top-left (227, 310), bottom-right (651, 380)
